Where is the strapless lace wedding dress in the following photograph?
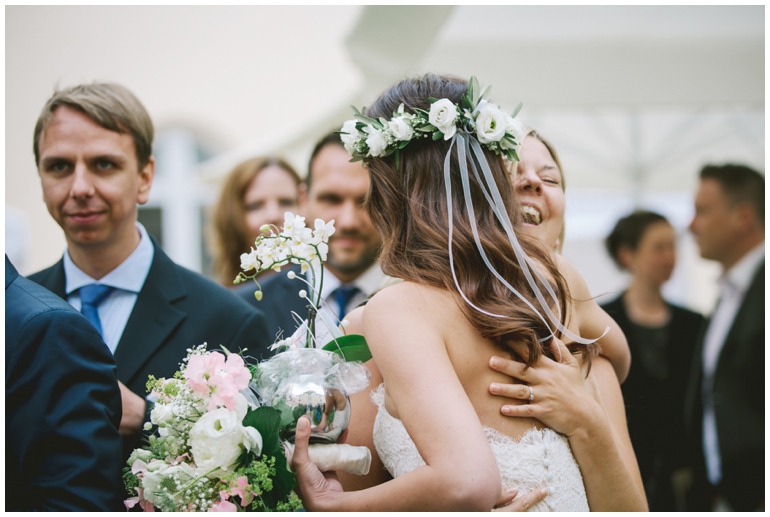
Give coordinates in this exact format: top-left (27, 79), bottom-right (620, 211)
top-left (371, 384), bottom-right (589, 511)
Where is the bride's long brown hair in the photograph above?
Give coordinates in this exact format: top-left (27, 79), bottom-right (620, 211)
top-left (364, 74), bottom-right (594, 365)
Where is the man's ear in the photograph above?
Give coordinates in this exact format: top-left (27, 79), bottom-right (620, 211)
top-left (734, 201), bottom-right (758, 233)
top-left (137, 156), bottom-right (156, 205)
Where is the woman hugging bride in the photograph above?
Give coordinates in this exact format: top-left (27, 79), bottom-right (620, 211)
top-left (290, 74), bottom-right (646, 511)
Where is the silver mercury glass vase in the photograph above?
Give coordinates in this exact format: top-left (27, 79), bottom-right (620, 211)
top-left (277, 374), bottom-right (351, 444)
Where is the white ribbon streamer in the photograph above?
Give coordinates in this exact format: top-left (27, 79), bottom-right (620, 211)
top-left (445, 133), bottom-right (609, 345)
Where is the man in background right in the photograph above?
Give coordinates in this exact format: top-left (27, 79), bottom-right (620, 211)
top-left (685, 163), bottom-right (764, 511)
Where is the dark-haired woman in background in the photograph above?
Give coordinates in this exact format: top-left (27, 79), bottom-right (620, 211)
top-left (211, 157), bottom-right (302, 286)
top-left (601, 210), bottom-right (704, 511)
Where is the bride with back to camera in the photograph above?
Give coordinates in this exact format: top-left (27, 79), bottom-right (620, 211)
top-left (290, 75), bottom-right (646, 511)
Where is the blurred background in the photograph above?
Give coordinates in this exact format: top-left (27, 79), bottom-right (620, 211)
top-left (5, 5), bottom-right (764, 313)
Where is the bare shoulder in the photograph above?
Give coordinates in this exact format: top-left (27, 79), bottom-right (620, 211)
top-left (342, 305), bottom-right (365, 335)
top-left (366, 282), bottom-right (449, 316)
top-left (363, 282), bottom-right (451, 337)
top-left (554, 253), bottom-right (591, 299)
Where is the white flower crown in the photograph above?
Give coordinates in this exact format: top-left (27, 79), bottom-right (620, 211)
top-left (339, 77), bottom-right (525, 164)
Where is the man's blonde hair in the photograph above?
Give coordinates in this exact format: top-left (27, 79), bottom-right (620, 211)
top-left (34, 82), bottom-right (154, 168)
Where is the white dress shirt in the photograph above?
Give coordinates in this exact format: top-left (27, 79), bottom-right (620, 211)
top-left (303, 262), bottom-right (384, 347)
top-left (701, 241), bottom-right (764, 484)
top-left (64, 222), bottom-right (154, 354)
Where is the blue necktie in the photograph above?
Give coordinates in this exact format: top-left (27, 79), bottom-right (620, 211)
top-left (79, 284), bottom-right (114, 337)
top-left (332, 285), bottom-right (361, 321)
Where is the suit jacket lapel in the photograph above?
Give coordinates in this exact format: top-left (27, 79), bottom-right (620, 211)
top-left (113, 241), bottom-right (187, 385)
top-left (714, 261), bottom-right (764, 376)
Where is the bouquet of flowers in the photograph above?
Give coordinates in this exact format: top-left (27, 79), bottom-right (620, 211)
top-left (124, 213), bottom-right (371, 512)
top-left (124, 345), bottom-right (302, 512)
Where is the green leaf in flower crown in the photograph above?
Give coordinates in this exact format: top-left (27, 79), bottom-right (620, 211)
top-left (461, 94), bottom-right (473, 111)
top-left (322, 333), bottom-right (372, 362)
top-left (432, 131), bottom-right (444, 141)
top-left (428, 97), bottom-right (439, 103)
top-left (479, 84), bottom-right (492, 102)
top-left (511, 102), bottom-right (523, 119)
top-left (469, 76), bottom-right (480, 105)
top-left (354, 114), bottom-right (378, 126)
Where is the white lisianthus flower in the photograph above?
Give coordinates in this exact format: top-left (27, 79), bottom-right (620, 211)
top-left (502, 115), bottom-right (525, 150)
top-left (340, 120), bottom-right (360, 155)
top-left (388, 116), bottom-right (413, 142)
top-left (141, 461), bottom-right (180, 507)
top-left (429, 99), bottom-right (458, 140)
top-left (188, 408), bottom-right (251, 472)
top-left (233, 392), bottom-right (250, 420)
top-left (475, 103), bottom-right (507, 144)
top-left (365, 126), bottom-right (388, 157)
top-left (243, 426), bottom-right (263, 454)
top-left (150, 403), bottom-right (174, 425)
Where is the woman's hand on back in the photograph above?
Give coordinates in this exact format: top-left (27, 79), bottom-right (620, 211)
top-left (488, 337), bottom-right (603, 437)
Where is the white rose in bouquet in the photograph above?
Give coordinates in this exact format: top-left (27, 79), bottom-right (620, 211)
top-left (189, 408), bottom-right (262, 472)
top-left (127, 447), bottom-right (155, 467)
top-left (150, 404), bottom-right (174, 426)
top-left (475, 103), bottom-right (507, 144)
top-left (365, 126), bottom-right (388, 156)
top-left (428, 99), bottom-right (458, 140)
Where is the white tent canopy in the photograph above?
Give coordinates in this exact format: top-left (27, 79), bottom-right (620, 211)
top-left (6, 5), bottom-right (763, 311)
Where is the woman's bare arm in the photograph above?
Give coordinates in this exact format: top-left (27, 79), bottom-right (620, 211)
top-left (293, 284), bottom-right (501, 511)
top-left (557, 254), bottom-right (631, 382)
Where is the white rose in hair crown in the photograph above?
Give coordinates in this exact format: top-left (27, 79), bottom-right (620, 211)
top-left (124, 213), bottom-right (372, 512)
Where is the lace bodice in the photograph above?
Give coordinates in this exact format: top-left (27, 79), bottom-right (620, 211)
top-left (371, 384), bottom-right (589, 511)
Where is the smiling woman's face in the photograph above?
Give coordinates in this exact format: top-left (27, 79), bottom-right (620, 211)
top-left (512, 136), bottom-right (566, 250)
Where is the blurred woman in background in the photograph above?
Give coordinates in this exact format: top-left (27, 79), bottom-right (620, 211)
top-left (211, 157), bottom-right (302, 286)
top-left (601, 210), bottom-right (704, 511)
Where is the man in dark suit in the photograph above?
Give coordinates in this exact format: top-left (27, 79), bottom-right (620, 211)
top-left (28, 83), bottom-right (271, 456)
top-left (685, 164), bottom-right (764, 511)
top-left (237, 132), bottom-right (385, 342)
top-left (6, 255), bottom-right (124, 511)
